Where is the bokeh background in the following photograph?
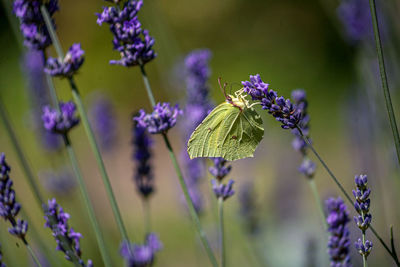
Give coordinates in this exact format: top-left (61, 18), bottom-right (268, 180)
top-left (1, 0), bottom-right (400, 266)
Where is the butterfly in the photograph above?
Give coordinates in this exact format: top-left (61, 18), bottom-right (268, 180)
top-left (187, 79), bottom-right (264, 161)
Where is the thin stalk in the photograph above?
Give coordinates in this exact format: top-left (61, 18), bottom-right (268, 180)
top-left (0, 99), bottom-right (44, 206)
top-left (362, 233), bottom-right (367, 267)
top-left (368, 0), bottom-right (400, 169)
top-left (64, 135), bottom-right (113, 267)
top-left (162, 133), bottom-right (218, 267)
top-left (26, 244), bottom-right (43, 267)
top-left (40, 7), bottom-right (131, 243)
top-left (307, 178), bottom-right (327, 229)
top-left (138, 63), bottom-right (218, 266)
top-left (218, 197), bottom-right (225, 267)
top-left (142, 199), bottom-right (151, 234)
top-left (297, 127), bottom-right (400, 266)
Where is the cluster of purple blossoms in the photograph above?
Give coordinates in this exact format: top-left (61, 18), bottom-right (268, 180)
top-left (89, 93), bottom-right (117, 151)
top-left (134, 102), bottom-right (182, 134)
top-left (45, 44), bottom-right (85, 78)
top-left (42, 101), bottom-right (79, 134)
top-left (120, 233), bottom-right (162, 267)
top-left (337, 0), bottom-right (372, 44)
top-left (133, 121), bottom-right (154, 198)
top-left (209, 158), bottom-right (234, 201)
top-left (23, 49), bottom-right (62, 151)
top-left (326, 197), bottom-right (352, 267)
top-left (353, 175), bottom-right (373, 258)
top-left (44, 199), bottom-right (93, 266)
top-left (40, 168), bottom-right (76, 196)
top-left (13, 0), bottom-right (58, 50)
top-left (242, 74), bottom-right (301, 129)
top-left (238, 182), bottom-right (260, 235)
top-left (97, 0), bottom-right (156, 67)
top-left (0, 153), bottom-right (28, 240)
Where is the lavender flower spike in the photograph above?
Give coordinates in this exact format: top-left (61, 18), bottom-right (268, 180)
top-left (242, 74), bottom-right (301, 129)
top-left (120, 233), bottom-right (162, 266)
top-left (44, 198), bottom-right (93, 266)
top-left (42, 101), bottom-right (79, 134)
top-left (326, 197), bottom-right (352, 267)
top-left (353, 174), bottom-right (373, 258)
top-left (209, 158), bottom-right (231, 181)
top-left (0, 153), bottom-right (29, 240)
top-left (211, 179), bottom-right (235, 201)
top-left (133, 121), bottom-right (154, 198)
top-left (134, 102), bottom-right (182, 134)
top-left (45, 43), bottom-right (85, 78)
top-left (97, 0), bottom-right (156, 67)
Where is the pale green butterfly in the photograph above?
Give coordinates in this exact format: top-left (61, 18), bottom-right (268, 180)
top-left (187, 79), bottom-right (264, 161)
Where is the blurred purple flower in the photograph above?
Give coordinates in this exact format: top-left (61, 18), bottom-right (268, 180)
top-left (211, 179), bottom-right (235, 201)
top-left (0, 153), bottom-right (28, 240)
top-left (132, 121), bottom-right (154, 198)
top-left (42, 101), bottom-right (79, 134)
top-left (120, 233), bottom-right (162, 267)
top-left (23, 49), bottom-right (62, 151)
top-left (242, 74), bottom-right (301, 129)
top-left (326, 197), bottom-right (352, 267)
top-left (97, 0), bottom-right (156, 67)
top-left (13, 0), bottom-right (58, 50)
top-left (40, 168), bottom-right (76, 196)
top-left (134, 102), bottom-right (182, 134)
top-left (238, 182), bottom-right (260, 235)
top-left (89, 93), bottom-right (117, 151)
top-left (353, 174), bottom-right (372, 258)
top-left (45, 44), bottom-right (85, 78)
top-left (209, 158), bottom-right (231, 181)
top-left (44, 198), bottom-right (92, 266)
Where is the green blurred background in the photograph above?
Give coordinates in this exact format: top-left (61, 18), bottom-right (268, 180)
top-left (1, 0), bottom-right (400, 266)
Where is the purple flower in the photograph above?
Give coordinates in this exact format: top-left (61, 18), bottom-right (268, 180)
top-left (325, 197), bottom-right (352, 267)
top-left (133, 121), bottom-right (154, 198)
top-left (298, 158), bottom-right (316, 178)
top-left (13, 0), bottom-right (58, 50)
top-left (97, 0), bottom-right (156, 67)
top-left (238, 182), bottom-right (260, 235)
top-left (120, 233), bottom-right (162, 267)
top-left (89, 93), bottom-right (117, 151)
top-left (352, 174), bottom-right (373, 258)
top-left (242, 74), bottom-right (301, 129)
top-left (40, 168), bottom-right (76, 196)
top-left (23, 50), bottom-right (62, 151)
top-left (0, 153), bottom-right (28, 240)
top-left (211, 179), bottom-right (235, 201)
top-left (134, 102), bottom-right (182, 134)
top-left (45, 44), bottom-right (85, 78)
top-left (337, 0), bottom-right (372, 43)
top-left (44, 198), bottom-right (92, 266)
top-left (209, 158), bottom-right (231, 181)
top-left (42, 101), bottom-right (79, 134)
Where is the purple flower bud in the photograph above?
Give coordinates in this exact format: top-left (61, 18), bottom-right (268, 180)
top-left (45, 44), bottom-right (85, 78)
top-left (42, 102), bottom-right (79, 134)
top-left (209, 158), bottom-right (231, 181)
top-left (134, 102), bottom-right (182, 134)
top-left (211, 179), bottom-right (235, 201)
top-left (355, 238), bottom-right (373, 257)
top-left (120, 233), bottom-right (162, 266)
top-left (8, 219), bottom-right (28, 239)
top-left (298, 158), bottom-right (316, 178)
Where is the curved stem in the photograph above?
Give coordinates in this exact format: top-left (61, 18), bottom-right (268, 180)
top-left (40, 6), bottom-right (64, 60)
top-left (368, 0), bottom-right (400, 171)
top-left (64, 135), bottom-right (113, 267)
top-left (218, 197), bottom-right (225, 267)
top-left (307, 178), bottom-right (327, 229)
top-left (162, 133), bottom-right (218, 266)
top-left (297, 127), bottom-right (400, 266)
top-left (139, 63), bottom-right (156, 107)
top-left (26, 244), bottom-right (43, 267)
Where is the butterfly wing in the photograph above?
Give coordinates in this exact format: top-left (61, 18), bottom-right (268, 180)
top-left (187, 102), bottom-right (264, 161)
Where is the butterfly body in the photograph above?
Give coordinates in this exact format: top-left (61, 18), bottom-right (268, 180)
top-left (187, 90), bottom-right (264, 161)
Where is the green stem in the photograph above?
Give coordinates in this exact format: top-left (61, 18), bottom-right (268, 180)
top-left (142, 199), bottom-right (151, 234)
top-left (139, 63), bottom-right (156, 107)
top-left (368, 0), bottom-right (400, 170)
top-left (362, 232), bottom-right (367, 267)
top-left (307, 178), bottom-right (327, 229)
top-left (297, 127), bottom-right (400, 266)
top-left (218, 197), bottom-right (225, 267)
top-left (64, 135), bottom-right (113, 267)
top-left (26, 244), bottom-right (43, 267)
top-left (40, 6), bottom-right (131, 244)
top-left (0, 99), bottom-right (44, 206)
top-left (162, 133), bottom-right (218, 267)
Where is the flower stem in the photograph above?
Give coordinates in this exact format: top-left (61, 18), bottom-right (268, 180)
top-left (40, 6), bottom-right (131, 244)
top-left (138, 63), bottom-right (218, 266)
top-left (161, 133), bottom-right (219, 267)
top-left (368, 0), bottom-right (400, 170)
top-left (0, 99), bottom-right (44, 206)
top-left (297, 127), bottom-right (400, 266)
top-left (142, 198), bottom-right (151, 234)
top-left (218, 197), bottom-right (225, 267)
top-left (307, 178), bottom-right (327, 229)
top-left (26, 244), bottom-right (43, 267)
top-left (63, 135), bottom-right (113, 267)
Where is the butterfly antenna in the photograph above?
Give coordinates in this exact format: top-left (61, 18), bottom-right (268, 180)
top-left (218, 77), bottom-right (231, 102)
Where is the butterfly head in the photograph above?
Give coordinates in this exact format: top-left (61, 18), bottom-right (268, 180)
top-left (227, 89), bottom-right (249, 110)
